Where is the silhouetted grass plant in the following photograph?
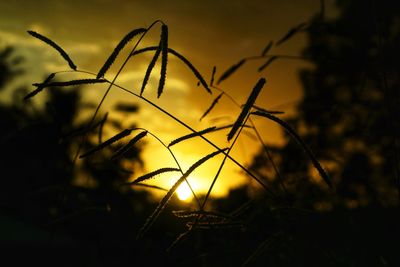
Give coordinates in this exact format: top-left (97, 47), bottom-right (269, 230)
top-left (25, 19), bottom-right (331, 262)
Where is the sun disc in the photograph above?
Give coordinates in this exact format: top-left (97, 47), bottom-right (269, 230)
top-left (176, 183), bottom-right (192, 201)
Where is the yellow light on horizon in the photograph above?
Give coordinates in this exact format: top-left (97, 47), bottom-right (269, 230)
top-left (176, 182), bottom-right (193, 202)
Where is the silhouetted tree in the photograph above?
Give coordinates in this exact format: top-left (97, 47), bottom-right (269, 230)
top-left (0, 46), bottom-right (183, 266)
top-left (250, 0), bottom-right (400, 209)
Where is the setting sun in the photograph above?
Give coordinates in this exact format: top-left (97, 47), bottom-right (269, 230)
top-left (176, 183), bottom-right (193, 202)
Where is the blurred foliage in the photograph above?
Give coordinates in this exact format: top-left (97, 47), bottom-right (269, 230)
top-left (250, 0), bottom-right (400, 210)
top-left (0, 46), bottom-right (23, 89)
top-left (0, 45), bottom-right (190, 266)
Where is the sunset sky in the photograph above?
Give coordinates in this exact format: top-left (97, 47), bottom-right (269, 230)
top-left (0, 0), bottom-right (338, 199)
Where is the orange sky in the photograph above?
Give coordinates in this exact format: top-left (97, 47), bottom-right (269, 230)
top-left (0, 0), bottom-right (338, 199)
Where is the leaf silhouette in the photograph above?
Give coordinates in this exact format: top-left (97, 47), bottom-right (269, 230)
top-left (168, 126), bottom-right (217, 147)
top-left (217, 59), bottom-right (246, 85)
top-left (210, 66), bottom-right (216, 86)
top-left (24, 73), bottom-right (55, 100)
top-left (137, 148), bottom-right (228, 238)
top-left (131, 47), bottom-right (211, 94)
top-left (199, 92), bottom-right (223, 121)
top-left (140, 41), bottom-right (161, 96)
top-left (252, 105), bottom-right (284, 114)
top-left (27, 31), bottom-right (77, 70)
top-left (276, 22), bottom-right (308, 46)
top-left (227, 78), bottom-right (266, 141)
top-left (128, 167), bottom-right (181, 184)
top-left (251, 111), bottom-right (332, 188)
top-left (80, 129), bottom-right (132, 158)
top-left (158, 24), bottom-right (168, 98)
top-left (32, 79), bottom-right (107, 88)
top-left (97, 28), bottom-right (146, 78)
top-left (110, 131), bottom-right (147, 160)
top-left (258, 56), bottom-right (278, 72)
top-left (261, 41), bottom-right (273, 56)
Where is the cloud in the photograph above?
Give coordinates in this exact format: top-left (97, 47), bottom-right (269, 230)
top-left (27, 23), bottom-right (52, 35)
top-left (111, 68), bottom-right (204, 139)
top-left (64, 42), bottom-right (102, 59)
top-left (113, 69), bottom-right (144, 86)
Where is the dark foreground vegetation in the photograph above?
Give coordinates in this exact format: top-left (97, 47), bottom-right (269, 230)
top-left (0, 0), bottom-right (399, 266)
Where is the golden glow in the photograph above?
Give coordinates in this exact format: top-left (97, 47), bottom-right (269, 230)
top-left (176, 182), bottom-right (193, 202)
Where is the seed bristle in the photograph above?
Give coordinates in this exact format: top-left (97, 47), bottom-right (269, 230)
top-left (217, 59), bottom-right (246, 85)
top-left (80, 129), bottom-right (132, 158)
top-left (199, 93), bottom-right (223, 121)
top-left (129, 167), bottom-right (180, 184)
top-left (168, 126), bottom-right (217, 147)
top-left (227, 78), bottom-right (266, 141)
top-left (251, 111), bottom-right (332, 188)
top-left (97, 28), bottom-right (146, 79)
top-left (131, 47), bottom-right (211, 94)
top-left (258, 56), bottom-right (278, 72)
top-left (261, 41), bottom-right (274, 56)
top-left (24, 73), bottom-right (55, 100)
top-left (111, 131), bottom-right (147, 160)
top-left (27, 31), bottom-right (77, 70)
top-left (137, 148), bottom-right (228, 238)
top-left (157, 24), bottom-right (168, 98)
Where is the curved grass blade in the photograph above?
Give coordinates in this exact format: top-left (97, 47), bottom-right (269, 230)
top-left (168, 126), bottom-right (217, 147)
top-left (131, 47), bottom-right (211, 94)
top-left (167, 48), bottom-right (212, 93)
top-left (276, 22), bottom-right (308, 46)
top-left (261, 41), bottom-right (273, 56)
top-left (168, 123), bottom-right (252, 147)
top-left (227, 78), bottom-right (266, 141)
top-left (251, 111), bottom-right (332, 188)
top-left (210, 66), bottom-right (216, 86)
top-left (24, 73), bottom-right (55, 100)
top-left (140, 42), bottom-right (161, 96)
top-left (110, 131), bottom-right (147, 160)
top-left (97, 28), bottom-right (146, 79)
top-left (137, 148), bottom-right (228, 238)
top-left (217, 59), bottom-right (246, 85)
top-left (128, 167), bottom-right (181, 184)
top-left (79, 129), bottom-right (132, 158)
top-left (252, 105), bottom-right (284, 115)
top-left (199, 92), bottom-right (223, 121)
top-left (32, 79), bottom-right (107, 88)
top-left (157, 24), bottom-right (168, 98)
top-left (27, 31), bottom-right (77, 70)
top-left (258, 56), bottom-right (278, 72)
